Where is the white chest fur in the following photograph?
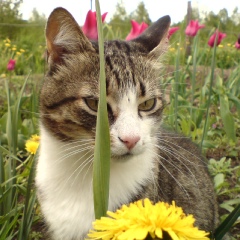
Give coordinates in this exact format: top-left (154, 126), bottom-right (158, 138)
top-left (36, 125), bottom-right (156, 240)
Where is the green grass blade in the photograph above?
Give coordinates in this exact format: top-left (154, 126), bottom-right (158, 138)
top-left (190, 35), bottom-right (198, 123)
top-left (17, 155), bottom-right (37, 240)
top-left (219, 95), bottom-right (236, 142)
top-left (0, 143), bottom-right (4, 216)
top-left (93, 0), bottom-right (111, 220)
top-left (5, 79), bottom-right (13, 153)
top-left (0, 208), bottom-right (21, 239)
top-left (200, 29), bottom-right (218, 150)
top-left (4, 79), bottom-right (14, 216)
top-left (0, 145), bottom-right (22, 162)
top-left (214, 204), bottom-right (240, 240)
top-left (174, 44), bottom-right (180, 131)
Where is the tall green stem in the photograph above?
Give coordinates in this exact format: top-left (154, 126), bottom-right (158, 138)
top-left (93, 0), bottom-right (111, 219)
top-left (200, 30), bottom-right (218, 150)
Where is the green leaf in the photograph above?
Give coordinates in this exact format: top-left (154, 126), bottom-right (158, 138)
top-left (93, 0), bottom-right (111, 220)
top-left (17, 155), bottom-right (37, 240)
top-left (214, 204), bottom-right (240, 240)
top-left (200, 30), bottom-right (217, 150)
top-left (213, 173), bottom-right (224, 190)
top-left (219, 95), bottom-right (236, 142)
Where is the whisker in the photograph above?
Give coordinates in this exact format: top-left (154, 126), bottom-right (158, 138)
top-left (154, 144), bottom-right (199, 187)
top-left (149, 148), bottom-right (191, 200)
top-left (62, 151), bottom-right (93, 189)
top-left (55, 145), bottom-right (93, 165)
top-left (70, 153), bottom-right (94, 187)
top-left (58, 139), bottom-right (94, 153)
top-left (157, 136), bottom-right (207, 166)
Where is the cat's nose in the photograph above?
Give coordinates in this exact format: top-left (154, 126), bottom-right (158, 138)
top-left (118, 135), bottom-right (140, 150)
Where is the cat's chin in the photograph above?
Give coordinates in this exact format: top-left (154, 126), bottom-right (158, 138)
top-left (111, 152), bottom-right (141, 162)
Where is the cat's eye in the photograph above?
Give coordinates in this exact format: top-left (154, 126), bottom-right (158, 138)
top-left (138, 98), bottom-right (156, 111)
top-left (84, 98), bottom-right (98, 112)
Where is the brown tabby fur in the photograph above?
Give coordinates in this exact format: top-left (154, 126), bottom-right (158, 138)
top-left (37, 7), bottom-right (220, 239)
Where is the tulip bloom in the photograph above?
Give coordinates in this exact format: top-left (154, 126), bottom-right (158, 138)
top-left (185, 20), bottom-right (205, 37)
top-left (235, 41), bottom-right (240, 49)
top-left (236, 34), bottom-right (240, 49)
top-left (126, 20), bottom-right (148, 41)
top-left (7, 59), bottom-right (16, 71)
top-left (168, 27), bottom-right (179, 38)
top-left (208, 30), bottom-right (226, 47)
top-left (82, 10), bottom-right (107, 40)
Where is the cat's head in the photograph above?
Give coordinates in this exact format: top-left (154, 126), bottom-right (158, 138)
top-left (40, 7), bottom-right (170, 158)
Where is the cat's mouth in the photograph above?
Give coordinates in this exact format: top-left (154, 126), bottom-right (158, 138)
top-left (111, 152), bottom-right (139, 162)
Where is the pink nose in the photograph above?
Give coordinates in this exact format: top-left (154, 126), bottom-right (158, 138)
top-left (118, 135), bottom-right (140, 150)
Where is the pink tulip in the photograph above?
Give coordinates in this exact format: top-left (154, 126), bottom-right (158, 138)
top-left (236, 34), bottom-right (240, 49)
top-left (7, 59), bottom-right (16, 71)
top-left (126, 20), bottom-right (148, 41)
top-left (82, 10), bottom-right (107, 40)
top-left (235, 41), bottom-right (240, 49)
top-left (185, 20), bottom-right (205, 37)
top-left (168, 27), bottom-right (179, 38)
top-left (208, 30), bottom-right (226, 47)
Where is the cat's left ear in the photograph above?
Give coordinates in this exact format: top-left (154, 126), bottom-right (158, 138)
top-left (45, 7), bottom-right (95, 65)
top-left (131, 15), bottom-right (170, 58)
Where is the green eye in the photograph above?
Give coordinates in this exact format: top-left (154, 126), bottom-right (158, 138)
top-left (138, 98), bottom-right (156, 111)
top-left (84, 98), bottom-right (98, 112)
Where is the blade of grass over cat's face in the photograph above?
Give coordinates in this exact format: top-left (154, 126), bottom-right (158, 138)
top-left (93, 0), bottom-right (111, 220)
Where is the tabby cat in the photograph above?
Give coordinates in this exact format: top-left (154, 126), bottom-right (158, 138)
top-left (36, 7), bottom-right (219, 240)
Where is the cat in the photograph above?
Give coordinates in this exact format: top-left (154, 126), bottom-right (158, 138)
top-left (36, 7), bottom-right (219, 240)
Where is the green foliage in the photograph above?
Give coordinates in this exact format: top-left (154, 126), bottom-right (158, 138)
top-left (0, 0), bottom-right (23, 39)
top-left (129, 1), bottom-right (151, 25)
top-left (0, 37), bottom-right (45, 75)
top-left (208, 157), bottom-right (234, 176)
top-left (0, 74), bottom-right (40, 239)
top-left (106, 0), bottom-right (131, 39)
top-left (0, 1), bottom-right (46, 76)
top-left (214, 204), bottom-right (240, 240)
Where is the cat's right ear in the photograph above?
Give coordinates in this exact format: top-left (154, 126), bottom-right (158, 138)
top-left (131, 15), bottom-right (171, 58)
top-left (46, 7), bottom-right (95, 65)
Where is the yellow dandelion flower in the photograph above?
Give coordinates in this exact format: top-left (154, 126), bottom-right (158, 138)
top-left (218, 44), bottom-right (223, 48)
top-left (25, 134), bottom-right (40, 155)
top-left (0, 73), bottom-right (6, 78)
top-left (20, 48), bottom-right (25, 53)
top-left (16, 52), bottom-right (21, 56)
top-left (31, 134), bottom-right (40, 142)
top-left (88, 199), bottom-right (210, 240)
top-left (12, 47), bottom-right (17, 51)
top-left (4, 38), bottom-right (11, 43)
top-left (5, 43), bottom-right (11, 47)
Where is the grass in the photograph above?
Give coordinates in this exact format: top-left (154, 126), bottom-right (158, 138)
top-left (0, 11), bottom-right (240, 240)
